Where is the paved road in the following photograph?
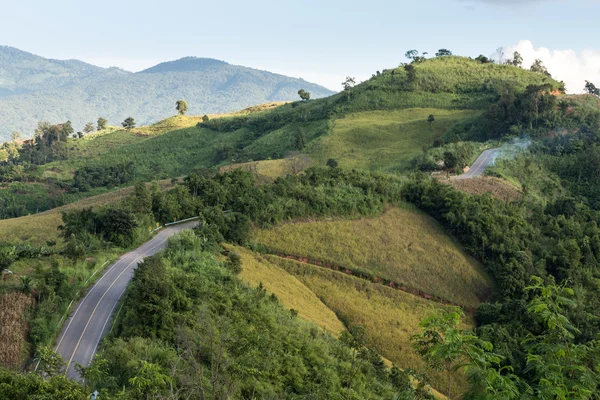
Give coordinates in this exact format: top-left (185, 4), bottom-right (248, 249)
top-left (55, 220), bottom-right (199, 379)
top-left (453, 148), bottom-right (499, 180)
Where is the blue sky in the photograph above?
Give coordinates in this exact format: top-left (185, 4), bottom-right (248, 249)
top-left (1, 0), bottom-right (599, 91)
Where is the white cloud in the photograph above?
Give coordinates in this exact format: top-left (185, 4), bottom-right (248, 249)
top-left (503, 40), bottom-right (600, 94)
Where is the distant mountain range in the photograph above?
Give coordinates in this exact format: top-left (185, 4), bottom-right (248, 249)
top-left (0, 46), bottom-right (334, 141)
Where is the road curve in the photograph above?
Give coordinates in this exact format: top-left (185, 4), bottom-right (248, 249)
top-left (453, 148), bottom-right (499, 180)
top-left (55, 220), bottom-right (199, 379)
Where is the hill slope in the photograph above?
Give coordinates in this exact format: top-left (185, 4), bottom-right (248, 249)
top-left (0, 47), bottom-right (334, 141)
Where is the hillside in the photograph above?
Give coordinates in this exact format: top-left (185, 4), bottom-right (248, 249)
top-left (0, 55), bottom-right (572, 219)
top-left (0, 47), bottom-right (334, 141)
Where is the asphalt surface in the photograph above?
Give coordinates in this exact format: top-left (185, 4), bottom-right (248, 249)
top-left (453, 148), bottom-right (499, 180)
top-left (55, 220), bottom-right (199, 380)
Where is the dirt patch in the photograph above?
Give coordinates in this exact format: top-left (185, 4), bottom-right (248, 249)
top-left (441, 176), bottom-right (522, 201)
top-left (0, 292), bottom-right (34, 369)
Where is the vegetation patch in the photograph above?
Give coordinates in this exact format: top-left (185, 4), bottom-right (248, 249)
top-left (268, 255), bottom-right (472, 395)
top-left (0, 292), bottom-right (33, 369)
top-left (444, 176), bottom-right (523, 201)
top-left (308, 108), bottom-right (479, 172)
top-left (219, 154), bottom-right (312, 183)
top-left (252, 206), bottom-right (492, 308)
top-left (226, 244), bottom-right (345, 335)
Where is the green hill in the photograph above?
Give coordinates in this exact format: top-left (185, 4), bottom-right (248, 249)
top-left (0, 55), bottom-right (571, 219)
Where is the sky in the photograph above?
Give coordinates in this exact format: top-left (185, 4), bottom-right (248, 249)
top-left (1, 0), bottom-right (599, 92)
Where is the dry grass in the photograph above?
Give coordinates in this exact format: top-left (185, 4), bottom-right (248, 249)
top-left (444, 176), bottom-right (523, 201)
top-left (220, 154), bottom-right (313, 183)
top-left (268, 256), bottom-right (472, 397)
top-left (225, 245), bottom-right (345, 335)
top-left (0, 292), bottom-right (34, 369)
top-left (252, 206), bottom-right (492, 308)
top-left (0, 180), bottom-right (174, 245)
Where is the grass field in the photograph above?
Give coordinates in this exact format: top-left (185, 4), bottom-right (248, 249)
top-left (252, 206), bottom-right (492, 308)
top-left (0, 180), bottom-right (174, 245)
top-left (308, 108), bottom-right (480, 172)
top-left (225, 245), bottom-right (345, 335)
top-left (267, 255), bottom-right (471, 396)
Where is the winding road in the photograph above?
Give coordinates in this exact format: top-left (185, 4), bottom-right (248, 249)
top-left (453, 148), bottom-right (499, 179)
top-left (55, 220), bottom-right (199, 379)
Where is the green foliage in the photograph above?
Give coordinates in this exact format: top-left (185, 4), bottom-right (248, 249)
top-left (97, 117), bottom-right (107, 131)
top-left (121, 117), bottom-right (136, 129)
top-left (60, 206), bottom-right (139, 247)
top-left (0, 368), bottom-right (88, 400)
top-left (298, 89), bottom-right (311, 101)
top-left (175, 99), bottom-right (188, 115)
top-left (90, 234), bottom-right (404, 399)
top-left (83, 122), bottom-right (95, 134)
top-left (72, 162), bottom-right (134, 192)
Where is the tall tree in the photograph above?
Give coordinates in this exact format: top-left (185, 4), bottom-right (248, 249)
top-left (584, 80), bottom-right (600, 96)
top-left (122, 117), bottom-right (136, 129)
top-left (508, 51), bottom-right (523, 67)
top-left (175, 100), bottom-right (189, 116)
top-left (405, 49), bottom-right (419, 62)
top-left (530, 59), bottom-right (552, 77)
top-left (97, 117), bottom-right (107, 131)
top-left (342, 77), bottom-right (356, 101)
top-left (83, 122), bottom-right (95, 134)
top-left (297, 89), bottom-right (311, 101)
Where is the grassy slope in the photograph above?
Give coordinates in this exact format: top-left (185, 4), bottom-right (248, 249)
top-left (226, 245), bottom-right (346, 336)
top-left (268, 256), bottom-right (472, 396)
top-left (0, 180), bottom-right (174, 245)
top-left (308, 108), bottom-right (479, 172)
top-left (252, 206), bottom-right (492, 308)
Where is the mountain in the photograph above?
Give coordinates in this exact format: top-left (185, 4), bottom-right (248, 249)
top-left (0, 47), bottom-right (334, 141)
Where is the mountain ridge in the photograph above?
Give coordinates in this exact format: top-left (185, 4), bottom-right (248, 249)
top-left (0, 46), bottom-right (334, 140)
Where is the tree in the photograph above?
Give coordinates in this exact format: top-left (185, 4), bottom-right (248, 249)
top-left (35, 346), bottom-right (66, 376)
top-left (83, 122), bottom-right (95, 134)
top-left (427, 114), bottom-right (435, 127)
top-left (443, 151), bottom-right (458, 170)
top-left (530, 59), bottom-right (551, 77)
top-left (405, 49), bottom-right (419, 62)
top-left (122, 117), bottom-right (136, 129)
top-left (294, 128), bottom-right (306, 150)
top-left (176, 100), bottom-right (189, 115)
top-left (508, 51), bottom-right (523, 67)
top-left (412, 308), bottom-right (521, 399)
top-left (496, 47), bottom-right (505, 64)
top-left (326, 158), bottom-right (338, 168)
top-left (10, 131), bottom-right (21, 142)
top-left (77, 131), bottom-right (84, 139)
top-left (202, 115), bottom-right (209, 122)
top-left (342, 76), bottom-right (356, 101)
top-left (435, 49), bottom-right (452, 57)
top-left (297, 89), bottom-right (311, 101)
top-left (475, 54), bottom-right (492, 64)
top-left (97, 117), bottom-right (107, 131)
top-left (584, 80), bottom-right (600, 96)
top-left (404, 64), bottom-right (417, 87)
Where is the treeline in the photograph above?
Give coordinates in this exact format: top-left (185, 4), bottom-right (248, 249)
top-left (72, 162), bottom-right (135, 192)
